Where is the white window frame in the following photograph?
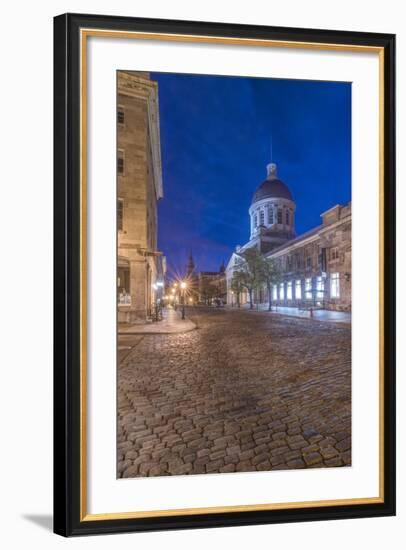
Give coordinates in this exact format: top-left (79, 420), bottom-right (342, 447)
top-left (295, 279), bottom-right (302, 300)
top-left (305, 278), bottom-right (312, 300)
top-left (330, 272), bottom-right (340, 298)
top-left (268, 206), bottom-right (274, 224)
top-left (316, 276), bottom-right (325, 299)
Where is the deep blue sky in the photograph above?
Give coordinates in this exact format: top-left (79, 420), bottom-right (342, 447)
top-left (152, 72), bottom-right (351, 276)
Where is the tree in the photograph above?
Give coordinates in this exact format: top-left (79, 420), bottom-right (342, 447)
top-left (230, 273), bottom-right (244, 307)
top-left (232, 248), bottom-right (263, 309)
top-left (259, 256), bottom-right (283, 311)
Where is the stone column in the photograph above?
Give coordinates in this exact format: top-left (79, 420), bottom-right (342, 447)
top-left (129, 258), bottom-right (147, 321)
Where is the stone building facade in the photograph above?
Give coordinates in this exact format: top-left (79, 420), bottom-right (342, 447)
top-left (181, 253), bottom-right (227, 305)
top-left (117, 72), bottom-right (165, 323)
top-left (197, 263), bottom-right (227, 305)
top-left (226, 163), bottom-right (351, 312)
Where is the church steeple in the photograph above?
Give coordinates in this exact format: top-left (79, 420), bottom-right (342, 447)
top-left (186, 251), bottom-right (195, 277)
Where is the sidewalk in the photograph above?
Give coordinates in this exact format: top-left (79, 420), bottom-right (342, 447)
top-left (118, 306), bottom-right (196, 335)
top-left (241, 304), bottom-right (351, 324)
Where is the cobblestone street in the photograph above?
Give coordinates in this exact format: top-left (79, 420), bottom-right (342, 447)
top-left (118, 307), bottom-right (351, 477)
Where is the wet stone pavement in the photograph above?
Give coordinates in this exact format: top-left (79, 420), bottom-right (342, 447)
top-left (117, 307), bottom-right (351, 478)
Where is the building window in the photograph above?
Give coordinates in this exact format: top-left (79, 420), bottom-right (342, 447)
top-left (331, 246), bottom-right (339, 261)
top-left (268, 206), bottom-right (274, 224)
top-left (117, 199), bottom-right (124, 231)
top-left (330, 272), bottom-right (340, 298)
top-left (305, 278), bottom-right (312, 300)
top-left (254, 214), bottom-right (258, 228)
top-left (117, 106), bottom-right (125, 125)
top-left (296, 254), bottom-right (301, 269)
top-left (287, 281), bottom-right (292, 300)
top-left (277, 209), bottom-right (282, 224)
top-left (279, 283), bottom-right (285, 300)
top-left (286, 210), bottom-right (290, 225)
top-left (316, 276), bottom-right (325, 300)
top-left (117, 150), bottom-right (124, 174)
top-left (306, 256), bottom-right (312, 269)
top-left (273, 285), bottom-right (277, 301)
top-left (259, 210), bottom-right (265, 226)
top-left (295, 279), bottom-right (302, 300)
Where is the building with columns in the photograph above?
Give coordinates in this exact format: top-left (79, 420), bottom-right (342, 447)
top-left (226, 162), bottom-right (351, 312)
top-left (117, 71), bottom-right (165, 323)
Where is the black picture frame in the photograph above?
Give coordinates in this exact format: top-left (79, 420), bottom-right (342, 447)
top-left (54, 12), bottom-right (396, 537)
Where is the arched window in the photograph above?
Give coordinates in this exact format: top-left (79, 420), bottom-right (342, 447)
top-left (268, 206), bottom-right (274, 224)
top-left (259, 210), bottom-right (265, 226)
top-left (277, 209), bottom-right (282, 224)
top-left (254, 214), bottom-right (258, 228)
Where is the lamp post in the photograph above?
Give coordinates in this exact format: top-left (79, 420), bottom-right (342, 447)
top-left (180, 281), bottom-right (187, 319)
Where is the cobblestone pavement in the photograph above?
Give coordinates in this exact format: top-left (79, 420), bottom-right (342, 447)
top-left (118, 307), bottom-right (351, 477)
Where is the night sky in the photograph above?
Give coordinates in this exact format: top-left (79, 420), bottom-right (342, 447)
top-left (151, 72), bottom-right (351, 277)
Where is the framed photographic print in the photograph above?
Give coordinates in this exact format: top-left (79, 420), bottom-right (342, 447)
top-left (53, 13), bottom-right (396, 536)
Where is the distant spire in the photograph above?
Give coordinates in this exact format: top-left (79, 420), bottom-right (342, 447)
top-left (187, 250), bottom-right (195, 276)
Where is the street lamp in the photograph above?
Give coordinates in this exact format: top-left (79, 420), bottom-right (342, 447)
top-left (180, 281), bottom-right (187, 319)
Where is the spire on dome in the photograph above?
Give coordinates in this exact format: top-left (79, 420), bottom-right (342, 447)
top-left (266, 162), bottom-right (278, 180)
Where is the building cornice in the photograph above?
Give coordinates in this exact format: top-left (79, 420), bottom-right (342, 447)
top-left (266, 211), bottom-right (351, 259)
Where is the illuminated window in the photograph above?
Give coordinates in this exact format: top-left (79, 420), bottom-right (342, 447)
top-left (287, 281), bottom-right (292, 300)
top-left (279, 283), bottom-right (285, 300)
top-left (259, 210), bottom-right (265, 226)
top-left (268, 207), bottom-right (274, 224)
top-left (330, 272), bottom-right (340, 298)
top-left (273, 285), bottom-right (277, 301)
top-left (316, 276), bottom-right (325, 299)
top-left (295, 280), bottom-right (302, 300)
top-left (277, 209), bottom-right (282, 224)
top-left (305, 278), bottom-right (312, 300)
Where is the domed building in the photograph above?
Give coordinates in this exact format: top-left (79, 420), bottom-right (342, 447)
top-left (248, 163), bottom-right (296, 252)
top-left (226, 160), bottom-right (352, 312)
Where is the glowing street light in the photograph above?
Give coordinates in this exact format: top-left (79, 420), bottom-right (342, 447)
top-left (180, 281), bottom-right (187, 319)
